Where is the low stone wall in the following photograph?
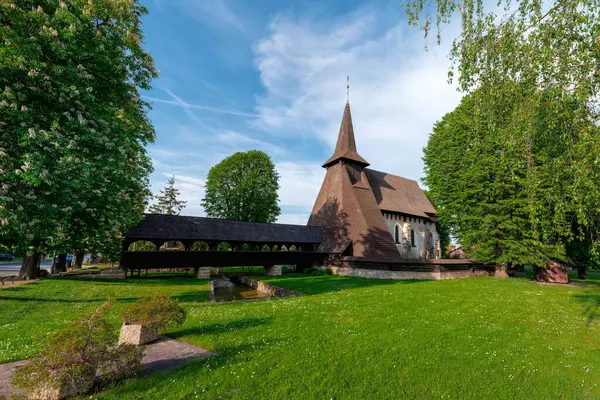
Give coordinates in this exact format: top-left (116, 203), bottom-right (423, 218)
top-left (330, 265), bottom-right (494, 281)
top-left (230, 276), bottom-right (302, 297)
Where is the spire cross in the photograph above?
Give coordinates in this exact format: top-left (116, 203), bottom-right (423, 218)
top-left (346, 76), bottom-right (350, 103)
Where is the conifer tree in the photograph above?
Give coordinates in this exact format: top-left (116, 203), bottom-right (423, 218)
top-left (148, 176), bottom-right (187, 215)
top-left (424, 86), bottom-right (596, 273)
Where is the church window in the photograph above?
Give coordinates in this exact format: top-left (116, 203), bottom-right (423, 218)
top-left (394, 224), bottom-right (400, 244)
top-left (411, 229), bottom-right (416, 247)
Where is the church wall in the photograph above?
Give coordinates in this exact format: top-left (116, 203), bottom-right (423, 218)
top-left (382, 212), bottom-right (440, 259)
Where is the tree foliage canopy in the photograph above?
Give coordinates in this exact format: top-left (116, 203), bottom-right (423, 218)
top-left (148, 175), bottom-right (187, 215)
top-left (407, 0), bottom-right (600, 266)
top-left (0, 0), bottom-right (157, 271)
top-left (424, 86), bottom-right (599, 267)
top-left (201, 150), bottom-right (280, 223)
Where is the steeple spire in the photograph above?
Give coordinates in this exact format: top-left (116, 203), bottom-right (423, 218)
top-left (322, 102), bottom-right (370, 168)
top-left (346, 76), bottom-right (350, 103)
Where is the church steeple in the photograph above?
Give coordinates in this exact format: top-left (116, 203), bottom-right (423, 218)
top-left (322, 102), bottom-right (370, 168)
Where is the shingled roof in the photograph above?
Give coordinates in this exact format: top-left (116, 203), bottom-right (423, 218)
top-left (125, 214), bottom-right (322, 244)
top-left (310, 100), bottom-right (438, 261)
top-left (322, 103), bottom-right (370, 168)
top-left (365, 168), bottom-right (437, 220)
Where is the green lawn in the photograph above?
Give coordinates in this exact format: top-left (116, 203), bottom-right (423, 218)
top-left (1, 274), bottom-right (600, 399)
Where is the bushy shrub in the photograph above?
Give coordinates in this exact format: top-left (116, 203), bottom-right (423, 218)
top-left (272, 245), bottom-right (279, 252)
top-left (120, 294), bottom-right (186, 334)
top-left (261, 244), bottom-right (271, 252)
top-left (289, 245), bottom-right (297, 252)
top-left (305, 267), bottom-right (332, 276)
top-left (217, 242), bottom-right (232, 251)
top-left (191, 241), bottom-right (209, 251)
top-left (12, 300), bottom-right (143, 397)
top-left (241, 243), bottom-right (253, 251)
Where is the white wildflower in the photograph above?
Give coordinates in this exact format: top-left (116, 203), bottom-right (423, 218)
top-left (28, 128), bottom-right (35, 138)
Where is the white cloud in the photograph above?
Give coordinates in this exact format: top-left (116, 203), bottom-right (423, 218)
top-left (276, 161), bottom-right (324, 210)
top-left (276, 213), bottom-right (310, 226)
top-left (253, 10), bottom-right (462, 182)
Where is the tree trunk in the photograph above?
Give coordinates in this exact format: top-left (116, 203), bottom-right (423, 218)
top-left (52, 254), bottom-right (67, 273)
top-left (73, 250), bottom-right (85, 269)
top-left (578, 266), bottom-right (587, 280)
top-left (18, 253), bottom-right (41, 280)
top-left (495, 262), bottom-right (510, 278)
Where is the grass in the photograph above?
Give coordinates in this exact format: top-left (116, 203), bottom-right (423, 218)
top-left (1, 273), bottom-right (600, 399)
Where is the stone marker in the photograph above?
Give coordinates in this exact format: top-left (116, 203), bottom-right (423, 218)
top-left (118, 323), bottom-right (159, 346)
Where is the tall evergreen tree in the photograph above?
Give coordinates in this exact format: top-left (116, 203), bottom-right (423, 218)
top-left (404, 0), bottom-right (600, 269)
top-left (148, 176), bottom-right (187, 215)
top-left (424, 85), bottom-right (596, 274)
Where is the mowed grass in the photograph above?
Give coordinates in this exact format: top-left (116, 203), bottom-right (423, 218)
top-left (1, 274), bottom-right (600, 399)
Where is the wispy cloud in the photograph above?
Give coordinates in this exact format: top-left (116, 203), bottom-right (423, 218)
top-left (254, 10), bottom-right (462, 181)
top-left (217, 131), bottom-right (284, 154)
top-left (162, 0), bottom-right (248, 36)
top-left (146, 92), bottom-right (259, 118)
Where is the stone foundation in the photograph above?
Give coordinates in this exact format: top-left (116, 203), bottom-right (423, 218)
top-left (330, 266), bottom-right (493, 280)
top-left (264, 265), bottom-right (283, 276)
top-left (194, 267), bottom-right (211, 279)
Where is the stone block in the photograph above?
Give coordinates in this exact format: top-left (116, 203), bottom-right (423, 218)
top-left (118, 323), bottom-right (159, 346)
top-left (209, 279), bottom-right (232, 293)
top-left (29, 370), bottom-right (94, 400)
top-left (195, 267), bottom-right (211, 279)
top-left (534, 261), bottom-right (568, 283)
top-left (264, 265), bottom-right (282, 276)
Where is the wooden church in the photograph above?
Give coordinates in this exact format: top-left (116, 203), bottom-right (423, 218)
top-left (309, 101), bottom-right (441, 262)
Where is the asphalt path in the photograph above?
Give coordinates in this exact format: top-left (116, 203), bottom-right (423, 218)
top-left (0, 260), bottom-right (52, 276)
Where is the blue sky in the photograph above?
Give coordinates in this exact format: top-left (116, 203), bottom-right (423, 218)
top-left (141, 0), bottom-right (462, 224)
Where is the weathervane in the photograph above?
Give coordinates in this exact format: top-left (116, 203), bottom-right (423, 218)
top-left (346, 76), bottom-right (350, 103)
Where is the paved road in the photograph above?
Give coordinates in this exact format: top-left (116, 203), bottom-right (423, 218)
top-left (0, 260), bottom-right (52, 277)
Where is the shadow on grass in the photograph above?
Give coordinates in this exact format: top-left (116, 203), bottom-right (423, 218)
top-left (51, 275), bottom-right (209, 286)
top-left (0, 290), bottom-right (210, 304)
top-left (170, 317), bottom-right (271, 338)
top-left (93, 339), bottom-right (282, 398)
top-left (257, 273), bottom-right (423, 295)
top-left (571, 292), bottom-right (600, 326)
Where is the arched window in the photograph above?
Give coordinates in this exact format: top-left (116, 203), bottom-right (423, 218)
top-left (410, 229), bottom-right (416, 247)
top-left (394, 224), bottom-right (400, 244)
